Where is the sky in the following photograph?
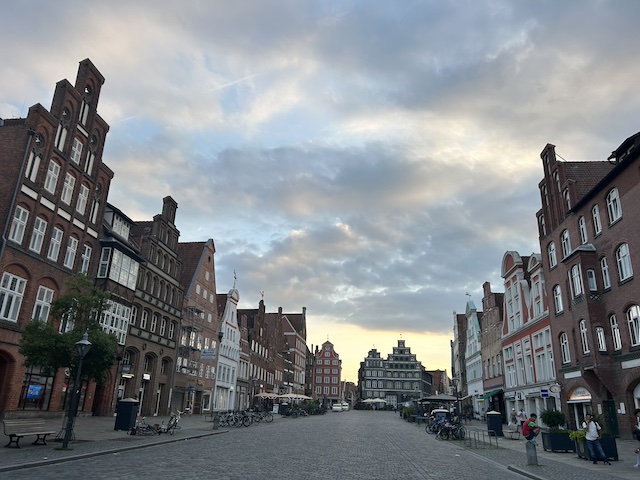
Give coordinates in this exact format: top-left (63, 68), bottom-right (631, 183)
top-left (3, 0), bottom-right (640, 383)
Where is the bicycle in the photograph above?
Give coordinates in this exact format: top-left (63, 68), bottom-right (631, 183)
top-left (130, 417), bottom-right (158, 436)
top-left (165, 410), bottom-right (184, 434)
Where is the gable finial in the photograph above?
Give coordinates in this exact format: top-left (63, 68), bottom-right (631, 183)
top-left (260, 290), bottom-right (264, 300)
top-left (233, 270), bottom-right (237, 289)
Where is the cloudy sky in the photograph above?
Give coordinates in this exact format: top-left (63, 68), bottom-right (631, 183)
top-left (3, 0), bottom-right (640, 382)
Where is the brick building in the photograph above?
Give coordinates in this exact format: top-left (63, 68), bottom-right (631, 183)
top-left (314, 340), bottom-right (342, 406)
top-left (479, 282), bottom-right (505, 416)
top-left (535, 135), bottom-right (640, 436)
top-left (0, 59), bottom-right (114, 415)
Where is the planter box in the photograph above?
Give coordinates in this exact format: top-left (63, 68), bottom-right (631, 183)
top-left (542, 431), bottom-right (576, 453)
top-left (575, 437), bottom-right (619, 461)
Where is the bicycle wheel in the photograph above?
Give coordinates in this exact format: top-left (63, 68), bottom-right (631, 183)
top-left (457, 426), bottom-right (466, 440)
top-left (242, 415), bottom-right (252, 427)
top-left (264, 412), bottom-right (273, 423)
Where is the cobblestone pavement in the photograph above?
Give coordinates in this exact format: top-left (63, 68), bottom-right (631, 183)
top-left (1, 412), bottom-right (639, 479)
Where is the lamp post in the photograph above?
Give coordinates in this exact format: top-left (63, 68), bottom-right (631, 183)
top-left (62, 331), bottom-right (92, 449)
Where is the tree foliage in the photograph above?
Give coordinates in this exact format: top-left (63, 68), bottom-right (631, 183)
top-left (19, 274), bottom-right (118, 384)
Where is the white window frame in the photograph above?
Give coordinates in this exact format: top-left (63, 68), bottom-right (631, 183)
top-left (578, 216), bottom-right (588, 244)
top-left (80, 244), bottom-right (92, 274)
top-left (601, 257), bottom-right (611, 289)
top-left (63, 236), bottom-right (79, 269)
top-left (9, 206), bottom-right (29, 244)
top-left (54, 124), bottom-right (68, 150)
top-left (553, 285), bottom-right (563, 314)
top-left (606, 187), bottom-right (622, 224)
top-left (25, 152), bottom-right (41, 182)
top-left (47, 226), bottom-right (64, 261)
top-left (70, 138), bottom-right (83, 164)
top-left (595, 327), bottom-right (606, 352)
top-left (548, 242), bottom-right (557, 268)
top-left (592, 204), bottom-right (602, 235)
top-left (76, 184), bottom-right (89, 215)
top-left (61, 173), bottom-right (76, 205)
top-left (29, 217), bottom-right (48, 254)
top-left (560, 333), bottom-right (571, 364)
top-left (579, 319), bottom-right (590, 354)
top-left (84, 151), bottom-right (95, 175)
top-left (628, 305), bottom-right (640, 347)
top-left (0, 272), bottom-right (27, 322)
top-left (617, 243), bottom-right (633, 281)
top-left (44, 160), bottom-right (60, 194)
top-left (610, 315), bottom-right (622, 350)
top-left (561, 230), bottom-right (571, 258)
top-left (32, 285), bottom-right (54, 321)
top-left (570, 264), bottom-right (583, 297)
top-left (586, 269), bottom-right (597, 292)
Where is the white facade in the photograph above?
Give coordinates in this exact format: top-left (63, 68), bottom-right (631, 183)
top-left (464, 300), bottom-right (484, 417)
top-left (214, 288), bottom-right (240, 410)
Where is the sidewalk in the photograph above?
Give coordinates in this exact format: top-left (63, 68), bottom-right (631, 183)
top-left (0, 413), bottom-right (228, 473)
top-left (459, 419), bottom-right (640, 480)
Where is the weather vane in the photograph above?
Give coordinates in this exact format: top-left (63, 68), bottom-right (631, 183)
top-left (465, 291), bottom-right (471, 301)
top-left (233, 270), bottom-right (237, 289)
top-left (260, 290), bottom-right (264, 300)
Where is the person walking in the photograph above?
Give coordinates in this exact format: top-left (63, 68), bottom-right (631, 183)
top-left (510, 408), bottom-right (518, 427)
top-left (516, 408), bottom-right (527, 426)
top-left (582, 413), bottom-right (611, 465)
top-left (522, 413), bottom-right (541, 446)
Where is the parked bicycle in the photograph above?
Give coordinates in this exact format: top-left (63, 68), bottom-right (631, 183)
top-left (130, 417), bottom-right (159, 436)
top-left (165, 409), bottom-right (184, 434)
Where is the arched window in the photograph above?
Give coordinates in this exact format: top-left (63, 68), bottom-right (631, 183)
top-left (601, 257), bottom-right (611, 289)
top-left (548, 242), bottom-right (557, 268)
top-left (627, 305), bottom-right (640, 347)
top-left (595, 327), bottom-right (606, 352)
top-left (606, 187), bottom-right (622, 223)
top-left (592, 204), bottom-right (602, 235)
top-left (610, 315), bottom-right (622, 350)
top-left (578, 216), bottom-right (587, 244)
top-left (560, 333), bottom-right (571, 364)
top-left (616, 243), bottom-right (633, 281)
top-left (579, 320), bottom-right (590, 354)
top-left (561, 230), bottom-right (571, 258)
top-left (571, 264), bottom-right (583, 297)
top-left (553, 285), bottom-right (563, 314)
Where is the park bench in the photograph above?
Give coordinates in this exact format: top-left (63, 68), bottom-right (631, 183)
top-left (504, 424), bottom-right (520, 440)
top-left (3, 419), bottom-right (56, 448)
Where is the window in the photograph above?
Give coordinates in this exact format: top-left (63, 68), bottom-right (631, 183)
top-left (628, 305), bottom-right (640, 347)
top-left (61, 173), bottom-right (75, 205)
top-left (606, 188), bottom-right (622, 223)
top-left (29, 217), bottom-right (48, 254)
top-left (79, 100), bottom-right (90, 125)
top-left (63, 236), bottom-right (78, 269)
top-left (25, 152), bottom-right (41, 182)
top-left (141, 310), bottom-right (148, 330)
top-left (601, 257), bottom-right (611, 289)
top-left (32, 286), bottom-right (54, 321)
top-left (54, 124), bottom-right (68, 150)
top-left (564, 190), bottom-right (570, 209)
top-left (80, 244), bottom-right (91, 274)
top-left (168, 321), bottom-right (175, 339)
top-left (592, 204), bottom-right (602, 235)
top-left (616, 243), bottom-right (633, 281)
top-left (595, 327), bottom-right (606, 352)
top-left (44, 160), bottom-right (60, 194)
top-left (76, 184), bottom-right (89, 215)
top-left (610, 315), bottom-right (622, 350)
top-left (539, 215), bottom-right (546, 236)
top-left (0, 273), bottom-right (27, 322)
top-left (84, 151), bottom-right (95, 175)
top-left (586, 269), bottom-right (597, 292)
top-left (70, 138), bottom-right (83, 164)
top-left (151, 313), bottom-right (158, 333)
top-left (160, 317), bottom-right (167, 336)
top-left (553, 285), bottom-right (563, 314)
top-left (579, 320), bottom-right (590, 354)
top-left (548, 242), bottom-right (557, 268)
top-left (578, 217), bottom-right (588, 244)
top-left (47, 227), bottom-right (63, 261)
top-left (9, 206), bottom-right (29, 244)
top-left (560, 333), bottom-right (571, 364)
top-left (570, 264), bottom-right (583, 297)
top-left (561, 230), bottom-right (571, 258)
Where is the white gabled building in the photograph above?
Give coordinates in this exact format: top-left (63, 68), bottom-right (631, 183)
top-left (214, 288), bottom-right (241, 410)
top-left (464, 300), bottom-right (485, 418)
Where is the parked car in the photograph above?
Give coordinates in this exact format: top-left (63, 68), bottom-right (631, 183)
top-left (332, 403), bottom-right (343, 412)
top-left (341, 402), bottom-right (349, 411)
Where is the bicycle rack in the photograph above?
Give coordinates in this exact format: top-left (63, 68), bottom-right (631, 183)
top-left (463, 427), bottom-right (500, 449)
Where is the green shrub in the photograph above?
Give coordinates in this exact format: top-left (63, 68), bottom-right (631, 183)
top-left (540, 409), bottom-right (566, 431)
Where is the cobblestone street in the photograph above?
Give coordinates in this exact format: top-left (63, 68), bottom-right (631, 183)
top-left (1, 411), bottom-right (638, 480)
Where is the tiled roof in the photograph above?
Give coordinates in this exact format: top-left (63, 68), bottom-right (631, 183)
top-left (563, 161), bottom-right (615, 202)
top-left (177, 242), bottom-right (206, 289)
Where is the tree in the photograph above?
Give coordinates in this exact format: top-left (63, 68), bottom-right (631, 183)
top-left (19, 274), bottom-right (118, 384)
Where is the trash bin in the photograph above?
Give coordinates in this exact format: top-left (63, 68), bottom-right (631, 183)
top-left (114, 398), bottom-right (140, 431)
top-left (486, 410), bottom-right (503, 437)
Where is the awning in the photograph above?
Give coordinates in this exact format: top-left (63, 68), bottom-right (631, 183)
top-left (479, 389), bottom-right (503, 400)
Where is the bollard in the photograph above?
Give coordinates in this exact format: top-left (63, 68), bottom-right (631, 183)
top-left (526, 441), bottom-right (538, 465)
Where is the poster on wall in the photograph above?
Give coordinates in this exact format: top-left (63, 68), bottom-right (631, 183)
top-left (26, 384), bottom-right (43, 399)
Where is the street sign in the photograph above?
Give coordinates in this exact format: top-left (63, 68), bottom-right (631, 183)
top-left (200, 348), bottom-right (216, 360)
top-left (540, 389), bottom-right (549, 398)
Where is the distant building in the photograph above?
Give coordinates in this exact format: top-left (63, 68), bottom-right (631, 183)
top-left (479, 282), bottom-right (505, 418)
top-left (214, 288), bottom-right (240, 410)
top-left (313, 341), bottom-right (342, 405)
top-left (463, 301), bottom-right (485, 417)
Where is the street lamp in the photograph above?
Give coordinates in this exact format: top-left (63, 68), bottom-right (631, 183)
top-left (62, 331), bottom-right (92, 449)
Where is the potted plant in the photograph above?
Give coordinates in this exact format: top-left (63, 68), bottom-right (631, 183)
top-left (540, 409), bottom-right (575, 453)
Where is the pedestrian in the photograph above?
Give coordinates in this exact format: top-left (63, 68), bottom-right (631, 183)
top-left (510, 408), bottom-right (518, 427)
top-left (516, 408), bottom-right (527, 426)
top-left (522, 413), bottom-right (541, 446)
top-left (582, 413), bottom-right (611, 465)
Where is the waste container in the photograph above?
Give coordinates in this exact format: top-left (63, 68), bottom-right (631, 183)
top-left (486, 410), bottom-right (503, 437)
top-left (114, 398), bottom-right (140, 431)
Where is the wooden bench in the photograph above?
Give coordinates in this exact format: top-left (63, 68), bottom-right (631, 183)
top-left (3, 419), bottom-right (56, 448)
top-left (505, 424), bottom-right (521, 440)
